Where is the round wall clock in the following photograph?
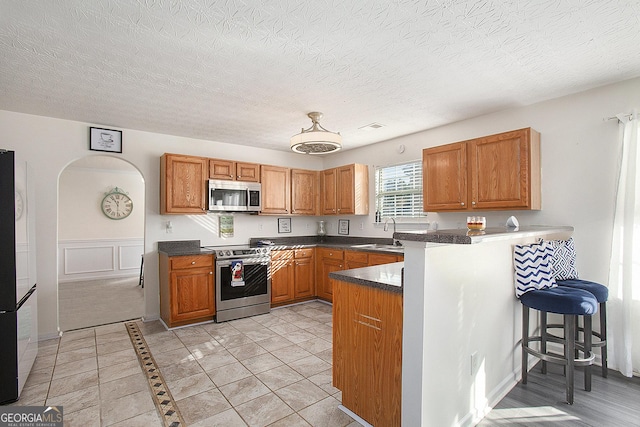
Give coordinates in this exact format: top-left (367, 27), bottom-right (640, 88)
top-left (101, 188), bottom-right (133, 220)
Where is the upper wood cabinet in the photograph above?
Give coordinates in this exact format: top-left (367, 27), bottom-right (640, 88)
top-left (321, 164), bottom-right (369, 215)
top-left (291, 169), bottom-right (320, 215)
top-left (422, 128), bottom-right (541, 212)
top-left (209, 159), bottom-right (260, 182)
top-left (261, 165), bottom-right (291, 214)
top-left (161, 153), bottom-right (208, 214)
top-left (321, 168), bottom-right (338, 215)
top-left (422, 143), bottom-right (467, 211)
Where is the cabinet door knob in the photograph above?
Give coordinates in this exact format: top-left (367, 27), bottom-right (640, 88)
top-left (209, 271), bottom-right (213, 274)
top-left (472, 201), bottom-right (476, 205)
top-left (461, 202), bottom-right (465, 206)
top-left (191, 261), bottom-right (196, 264)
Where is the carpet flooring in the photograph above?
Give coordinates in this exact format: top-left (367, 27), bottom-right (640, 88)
top-left (58, 276), bottom-right (144, 331)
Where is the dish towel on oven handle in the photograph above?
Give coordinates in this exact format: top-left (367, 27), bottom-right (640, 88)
top-left (230, 260), bottom-right (245, 287)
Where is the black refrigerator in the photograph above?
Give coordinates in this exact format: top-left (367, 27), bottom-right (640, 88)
top-left (0, 150), bottom-right (38, 404)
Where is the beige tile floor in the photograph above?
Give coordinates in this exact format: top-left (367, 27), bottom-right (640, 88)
top-left (14, 301), bottom-right (359, 427)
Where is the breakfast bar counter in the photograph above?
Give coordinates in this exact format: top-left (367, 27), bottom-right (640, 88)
top-left (394, 225), bottom-right (574, 245)
top-left (328, 262), bottom-right (403, 294)
top-left (395, 225), bottom-right (574, 426)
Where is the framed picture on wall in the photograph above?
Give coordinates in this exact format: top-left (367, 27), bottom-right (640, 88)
top-left (338, 219), bottom-right (350, 235)
top-left (278, 218), bottom-right (291, 233)
top-left (90, 127), bottom-right (122, 153)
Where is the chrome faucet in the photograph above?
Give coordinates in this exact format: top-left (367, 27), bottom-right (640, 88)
top-left (383, 217), bottom-right (402, 246)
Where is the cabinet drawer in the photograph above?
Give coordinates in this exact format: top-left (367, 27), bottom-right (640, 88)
top-left (170, 255), bottom-right (213, 270)
top-left (319, 248), bottom-right (344, 260)
top-left (345, 251), bottom-right (368, 263)
top-left (368, 253), bottom-right (399, 266)
top-left (294, 248), bottom-right (313, 259)
top-left (271, 250), bottom-right (293, 261)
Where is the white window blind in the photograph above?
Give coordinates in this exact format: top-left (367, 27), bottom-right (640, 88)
top-left (375, 161), bottom-right (424, 221)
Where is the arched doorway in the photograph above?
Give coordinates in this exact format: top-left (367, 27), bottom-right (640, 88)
top-left (57, 155), bottom-right (145, 331)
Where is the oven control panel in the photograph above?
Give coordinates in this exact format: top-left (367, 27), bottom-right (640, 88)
top-left (204, 245), bottom-right (271, 260)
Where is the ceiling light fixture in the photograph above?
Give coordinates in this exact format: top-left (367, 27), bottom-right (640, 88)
top-left (290, 112), bottom-right (342, 154)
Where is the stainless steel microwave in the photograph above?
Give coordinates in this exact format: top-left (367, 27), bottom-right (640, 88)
top-left (208, 179), bottom-right (261, 212)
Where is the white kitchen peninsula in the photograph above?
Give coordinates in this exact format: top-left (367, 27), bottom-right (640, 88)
top-left (396, 226), bottom-right (573, 427)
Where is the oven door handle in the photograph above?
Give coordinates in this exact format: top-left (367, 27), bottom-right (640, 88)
top-left (216, 259), bottom-right (269, 268)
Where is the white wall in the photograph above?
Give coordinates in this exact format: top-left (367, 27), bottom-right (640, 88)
top-left (402, 229), bottom-right (573, 426)
top-left (1, 76), bottom-right (637, 339)
top-left (329, 77), bottom-right (639, 287)
top-left (0, 113), bottom-right (322, 339)
top-left (59, 158), bottom-right (145, 240)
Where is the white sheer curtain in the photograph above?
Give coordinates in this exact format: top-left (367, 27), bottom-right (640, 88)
top-left (608, 109), bottom-right (639, 377)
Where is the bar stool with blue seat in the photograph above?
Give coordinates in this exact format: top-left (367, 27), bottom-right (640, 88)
top-left (543, 238), bottom-right (608, 377)
top-left (515, 241), bottom-right (598, 405)
top-left (520, 287), bottom-right (598, 404)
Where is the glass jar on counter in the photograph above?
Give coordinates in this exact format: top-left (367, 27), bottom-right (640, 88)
top-left (466, 216), bottom-right (486, 231)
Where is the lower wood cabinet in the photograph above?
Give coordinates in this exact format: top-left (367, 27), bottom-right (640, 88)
top-left (333, 280), bottom-right (403, 427)
top-left (293, 248), bottom-right (315, 299)
top-left (159, 253), bottom-right (215, 328)
top-left (271, 248), bottom-right (316, 306)
top-left (344, 251), bottom-right (368, 269)
top-left (316, 249), bottom-right (344, 303)
top-left (271, 250), bottom-right (295, 304)
top-left (369, 252), bottom-right (403, 265)
top-left (316, 249), bottom-right (403, 303)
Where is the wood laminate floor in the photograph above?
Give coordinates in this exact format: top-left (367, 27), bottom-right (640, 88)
top-left (479, 363), bottom-right (640, 426)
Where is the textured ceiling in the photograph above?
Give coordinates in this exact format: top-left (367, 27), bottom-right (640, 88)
top-left (1, 0), bottom-right (639, 153)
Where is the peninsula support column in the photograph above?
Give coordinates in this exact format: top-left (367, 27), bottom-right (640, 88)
top-left (401, 240), bottom-right (430, 425)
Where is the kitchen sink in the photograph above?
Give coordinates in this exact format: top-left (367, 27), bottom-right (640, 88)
top-left (351, 243), bottom-right (403, 251)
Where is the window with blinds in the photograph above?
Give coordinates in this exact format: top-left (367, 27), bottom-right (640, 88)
top-left (375, 161), bottom-right (424, 221)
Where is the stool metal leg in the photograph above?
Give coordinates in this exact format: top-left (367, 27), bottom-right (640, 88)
top-left (600, 302), bottom-right (608, 378)
top-left (540, 311), bottom-right (547, 374)
top-left (584, 315), bottom-right (593, 392)
top-left (522, 305), bottom-right (529, 384)
top-left (565, 315), bottom-right (575, 405)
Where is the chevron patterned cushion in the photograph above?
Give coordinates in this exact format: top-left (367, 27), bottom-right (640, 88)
top-left (514, 241), bottom-right (557, 298)
top-left (544, 238), bottom-right (579, 280)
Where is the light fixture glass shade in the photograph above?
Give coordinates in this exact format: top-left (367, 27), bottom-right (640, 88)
top-left (290, 112), bottom-right (342, 154)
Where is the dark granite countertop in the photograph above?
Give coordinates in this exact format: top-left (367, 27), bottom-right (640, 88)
top-left (394, 225), bottom-right (574, 245)
top-left (158, 240), bottom-right (215, 256)
top-left (158, 236), bottom-right (405, 257)
top-left (329, 262), bottom-right (403, 294)
top-left (254, 236), bottom-right (404, 255)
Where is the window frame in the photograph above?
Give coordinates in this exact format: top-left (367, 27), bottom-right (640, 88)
top-left (374, 160), bottom-right (425, 223)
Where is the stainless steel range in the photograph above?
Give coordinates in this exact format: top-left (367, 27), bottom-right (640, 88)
top-left (205, 245), bottom-right (271, 322)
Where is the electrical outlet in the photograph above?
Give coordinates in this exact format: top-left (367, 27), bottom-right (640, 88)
top-left (470, 352), bottom-right (479, 375)
top-left (359, 222), bottom-right (364, 230)
top-left (306, 223), bottom-right (310, 229)
top-left (259, 223), bottom-right (263, 230)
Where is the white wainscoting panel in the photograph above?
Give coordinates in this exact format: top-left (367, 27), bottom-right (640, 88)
top-left (59, 238), bottom-right (144, 283)
top-left (119, 244), bottom-right (144, 270)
